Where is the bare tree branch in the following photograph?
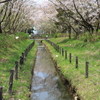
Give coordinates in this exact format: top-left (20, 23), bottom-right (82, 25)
top-left (0, 0), bottom-right (12, 4)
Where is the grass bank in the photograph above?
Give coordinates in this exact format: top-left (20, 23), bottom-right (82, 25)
top-left (43, 37), bottom-right (100, 100)
top-left (0, 33), bottom-right (38, 99)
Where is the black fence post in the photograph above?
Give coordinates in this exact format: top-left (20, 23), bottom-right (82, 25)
top-left (20, 56), bottom-right (24, 65)
top-left (22, 53), bottom-right (24, 58)
top-left (8, 70), bottom-right (14, 94)
top-left (85, 62), bottom-right (89, 78)
top-left (0, 86), bottom-right (3, 100)
top-left (15, 61), bottom-right (18, 80)
top-left (69, 53), bottom-right (72, 63)
top-left (76, 56), bottom-right (78, 68)
top-left (65, 50), bottom-right (67, 59)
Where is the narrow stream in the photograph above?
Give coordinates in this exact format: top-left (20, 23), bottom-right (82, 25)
top-left (30, 41), bottom-right (73, 100)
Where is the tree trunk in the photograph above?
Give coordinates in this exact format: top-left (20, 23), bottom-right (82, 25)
top-left (89, 26), bottom-right (94, 35)
top-left (96, 14), bottom-right (100, 33)
top-left (75, 33), bottom-right (79, 39)
top-left (68, 26), bottom-right (71, 39)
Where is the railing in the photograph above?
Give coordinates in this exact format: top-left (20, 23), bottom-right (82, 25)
top-left (0, 41), bottom-right (35, 100)
top-left (46, 40), bottom-right (92, 79)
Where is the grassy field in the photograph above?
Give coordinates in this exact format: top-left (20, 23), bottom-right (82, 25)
top-left (43, 37), bottom-right (100, 100)
top-left (0, 34), bottom-right (37, 99)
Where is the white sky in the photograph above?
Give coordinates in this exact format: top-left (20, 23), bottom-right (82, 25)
top-left (34, 0), bottom-right (48, 4)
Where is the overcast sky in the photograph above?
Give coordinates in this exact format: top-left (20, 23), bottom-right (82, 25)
top-left (34, 0), bottom-right (48, 4)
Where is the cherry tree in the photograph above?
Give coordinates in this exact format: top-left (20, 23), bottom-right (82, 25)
top-left (0, 0), bottom-right (35, 34)
top-left (50, 0), bottom-right (100, 39)
top-left (32, 0), bottom-right (58, 34)
top-left (0, 0), bottom-right (11, 4)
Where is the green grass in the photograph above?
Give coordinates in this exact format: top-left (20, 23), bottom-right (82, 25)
top-left (43, 37), bottom-right (100, 100)
top-left (10, 43), bottom-right (37, 100)
top-left (0, 33), bottom-right (38, 99)
top-left (41, 33), bottom-right (69, 38)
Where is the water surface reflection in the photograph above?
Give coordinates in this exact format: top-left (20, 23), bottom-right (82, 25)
top-left (31, 41), bottom-right (73, 100)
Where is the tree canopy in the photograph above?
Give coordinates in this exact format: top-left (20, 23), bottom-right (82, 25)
top-left (0, 0), bottom-right (35, 34)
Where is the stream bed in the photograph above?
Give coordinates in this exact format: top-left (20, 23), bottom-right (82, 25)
top-left (30, 41), bottom-right (73, 100)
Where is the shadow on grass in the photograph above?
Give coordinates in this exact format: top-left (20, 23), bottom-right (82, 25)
top-left (57, 38), bottom-right (75, 44)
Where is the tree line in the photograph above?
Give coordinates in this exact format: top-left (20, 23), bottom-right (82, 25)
top-left (37, 0), bottom-right (99, 40)
top-left (48, 0), bottom-right (100, 39)
top-left (0, 0), bottom-right (35, 34)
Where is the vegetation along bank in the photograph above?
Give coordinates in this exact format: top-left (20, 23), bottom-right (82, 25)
top-left (0, 33), bottom-right (38, 100)
top-left (43, 37), bottom-right (100, 100)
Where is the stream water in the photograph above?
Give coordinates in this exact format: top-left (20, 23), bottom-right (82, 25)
top-left (30, 41), bottom-right (73, 100)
